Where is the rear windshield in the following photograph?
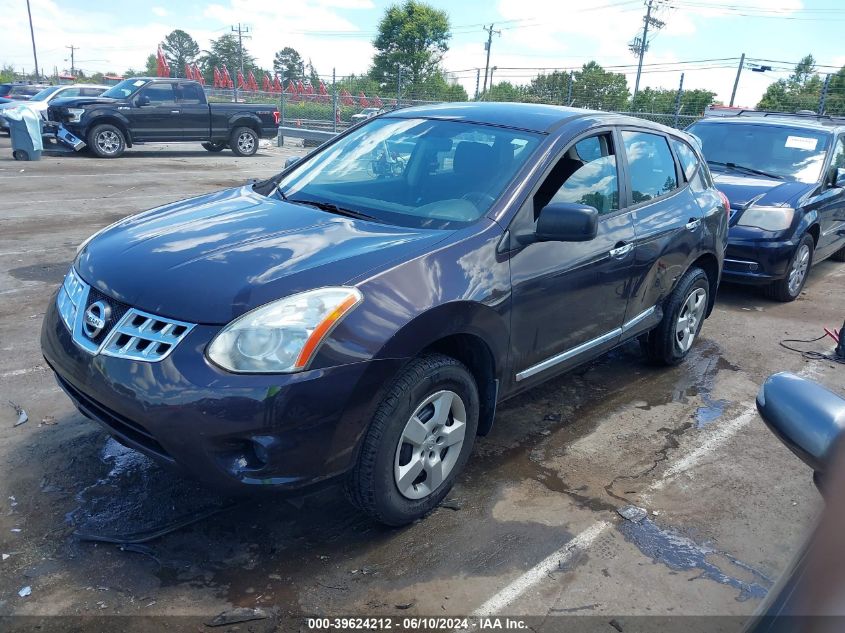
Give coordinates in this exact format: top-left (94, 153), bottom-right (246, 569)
top-left (687, 121), bottom-right (831, 183)
top-left (275, 117), bottom-right (543, 229)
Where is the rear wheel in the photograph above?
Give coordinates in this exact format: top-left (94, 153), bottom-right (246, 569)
top-left (346, 354), bottom-right (479, 526)
top-left (201, 141), bottom-right (226, 152)
top-left (230, 127), bottom-right (258, 157)
top-left (88, 124), bottom-right (126, 158)
top-left (641, 267), bottom-right (710, 366)
top-left (765, 234), bottom-right (814, 302)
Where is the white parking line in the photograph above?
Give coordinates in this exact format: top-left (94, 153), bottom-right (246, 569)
top-left (0, 367), bottom-right (43, 379)
top-left (469, 363), bottom-right (821, 616)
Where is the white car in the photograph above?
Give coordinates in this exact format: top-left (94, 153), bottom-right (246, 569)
top-left (0, 84), bottom-right (108, 131)
top-left (350, 107), bottom-right (382, 123)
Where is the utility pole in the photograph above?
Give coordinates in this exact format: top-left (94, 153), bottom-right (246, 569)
top-left (629, 0), bottom-right (665, 100)
top-left (729, 52), bottom-right (745, 107)
top-left (231, 23), bottom-right (251, 102)
top-left (566, 70), bottom-right (574, 105)
top-left (481, 23), bottom-right (500, 95)
top-left (396, 66), bottom-right (402, 106)
top-left (26, 0), bottom-right (39, 79)
top-left (65, 45), bottom-right (78, 77)
top-left (673, 72), bottom-right (684, 128)
top-left (819, 73), bottom-right (831, 115)
top-left (475, 68), bottom-right (480, 100)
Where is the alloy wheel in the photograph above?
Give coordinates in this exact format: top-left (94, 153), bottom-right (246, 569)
top-left (787, 244), bottom-right (811, 296)
top-left (237, 132), bottom-right (255, 154)
top-left (96, 130), bottom-right (120, 155)
top-left (394, 390), bottom-right (467, 500)
top-left (675, 287), bottom-right (707, 353)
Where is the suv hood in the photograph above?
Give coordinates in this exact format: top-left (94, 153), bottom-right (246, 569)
top-left (712, 171), bottom-right (815, 210)
top-left (75, 186), bottom-right (452, 324)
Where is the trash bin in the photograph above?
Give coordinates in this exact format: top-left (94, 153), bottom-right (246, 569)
top-left (5, 106), bottom-right (43, 161)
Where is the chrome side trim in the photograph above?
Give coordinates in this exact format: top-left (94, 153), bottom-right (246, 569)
top-left (621, 306), bottom-right (657, 333)
top-left (724, 258), bottom-right (757, 265)
top-left (822, 221), bottom-right (845, 237)
top-left (515, 327), bottom-right (622, 382)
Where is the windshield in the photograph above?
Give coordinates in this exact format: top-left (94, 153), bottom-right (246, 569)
top-left (101, 79), bottom-right (148, 99)
top-left (276, 117), bottom-right (542, 229)
top-left (687, 121), bottom-right (830, 184)
top-left (29, 86), bottom-right (63, 102)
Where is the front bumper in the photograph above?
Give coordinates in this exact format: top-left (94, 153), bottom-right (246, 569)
top-left (722, 232), bottom-right (798, 285)
top-left (41, 292), bottom-right (404, 492)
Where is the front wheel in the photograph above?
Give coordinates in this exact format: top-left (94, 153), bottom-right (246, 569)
top-left (229, 127), bottom-right (259, 157)
top-left (765, 234), bottom-right (814, 302)
top-left (346, 354), bottom-right (479, 526)
top-left (87, 124), bottom-right (126, 158)
top-left (641, 267), bottom-right (710, 366)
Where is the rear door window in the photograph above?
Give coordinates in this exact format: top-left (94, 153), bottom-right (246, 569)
top-left (177, 83), bottom-right (205, 104)
top-left (622, 131), bottom-right (679, 203)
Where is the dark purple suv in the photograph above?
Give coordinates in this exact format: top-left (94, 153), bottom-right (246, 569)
top-left (42, 103), bottom-right (728, 525)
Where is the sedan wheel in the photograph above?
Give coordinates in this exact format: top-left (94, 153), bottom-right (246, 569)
top-left (787, 243), bottom-right (811, 296)
top-left (675, 288), bottom-right (707, 353)
top-left (766, 234), bottom-right (815, 302)
top-left (394, 390), bottom-right (467, 500)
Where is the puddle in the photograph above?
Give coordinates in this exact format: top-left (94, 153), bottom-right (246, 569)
top-left (695, 393), bottom-right (731, 427)
top-left (7, 261), bottom-right (69, 284)
top-left (619, 518), bottom-right (772, 602)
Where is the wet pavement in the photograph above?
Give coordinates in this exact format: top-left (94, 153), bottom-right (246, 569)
top-left (1, 135), bottom-right (843, 626)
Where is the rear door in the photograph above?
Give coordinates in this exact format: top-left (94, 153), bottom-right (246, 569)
top-left (130, 82), bottom-right (180, 141)
top-left (508, 129), bottom-right (638, 385)
top-left (619, 128), bottom-right (704, 321)
top-left (813, 135), bottom-right (845, 258)
top-left (177, 83), bottom-right (209, 140)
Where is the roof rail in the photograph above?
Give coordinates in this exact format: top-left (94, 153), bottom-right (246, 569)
top-left (703, 106), bottom-right (845, 125)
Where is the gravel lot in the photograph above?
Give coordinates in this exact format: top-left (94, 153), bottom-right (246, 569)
top-left (0, 136), bottom-right (843, 629)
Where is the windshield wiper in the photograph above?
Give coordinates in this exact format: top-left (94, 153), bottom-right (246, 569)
top-left (707, 160), bottom-right (783, 180)
top-left (288, 197), bottom-right (378, 221)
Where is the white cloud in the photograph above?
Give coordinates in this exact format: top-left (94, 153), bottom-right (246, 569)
top-left (152, 7), bottom-right (168, 17)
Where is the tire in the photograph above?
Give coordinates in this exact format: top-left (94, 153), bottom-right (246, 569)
top-left (229, 127), bottom-right (259, 157)
top-left (831, 242), bottom-right (845, 262)
top-left (346, 354), bottom-right (479, 526)
top-left (202, 141), bottom-right (226, 152)
top-left (640, 267), bottom-right (710, 366)
top-left (87, 123), bottom-right (126, 158)
top-left (764, 234), bottom-right (814, 302)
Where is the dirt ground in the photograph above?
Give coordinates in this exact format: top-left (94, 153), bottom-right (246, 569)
top-left (0, 135), bottom-right (843, 631)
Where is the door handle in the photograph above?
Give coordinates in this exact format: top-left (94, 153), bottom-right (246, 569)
top-left (686, 218), bottom-right (702, 231)
top-left (609, 242), bottom-right (634, 259)
top-left (170, 110), bottom-right (180, 114)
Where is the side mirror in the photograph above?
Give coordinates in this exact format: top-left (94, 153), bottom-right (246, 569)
top-left (285, 156), bottom-right (301, 169)
top-left (830, 166), bottom-right (845, 189)
top-left (534, 202), bottom-right (599, 243)
top-left (136, 95), bottom-right (151, 107)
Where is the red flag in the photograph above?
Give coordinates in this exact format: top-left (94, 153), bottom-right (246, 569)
top-left (303, 81), bottom-right (315, 102)
top-left (359, 91), bottom-right (370, 108)
top-left (237, 70), bottom-right (246, 90)
top-left (222, 65), bottom-right (233, 89)
top-left (185, 64), bottom-right (194, 80)
top-left (372, 95), bottom-right (383, 108)
top-left (286, 80), bottom-right (299, 101)
top-left (318, 80), bottom-right (329, 103)
top-left (196, 64), bottom-right (205, 85)
top-left (262, 74), bottom-right (271, 92)
top-left (340, 89), bottom-right (354, 106)
top-left (213, 67), bottom-right (221, 88)
top-left (156, 46), bottom-right (170, 77)
top-left (297, 80), bottom-right (306, 97)
top-left (273, 75), bottom-right (282, 93)
top-left (247, 70), bottom-right (258, 92)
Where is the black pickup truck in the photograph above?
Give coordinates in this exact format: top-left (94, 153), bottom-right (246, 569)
top-left (47, 78), bottom-right (279, 158)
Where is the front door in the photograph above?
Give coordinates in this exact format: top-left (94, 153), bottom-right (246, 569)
top-left (129, 82), bottom-right (180, 141)
top-left (177, 82), bottom-right (209, 141)
top-left (810, 135), bottom-right (845, 259)
top-left (508, 130), bottom-right (637, 386)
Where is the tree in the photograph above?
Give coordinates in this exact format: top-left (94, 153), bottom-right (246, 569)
top-left (144, 54), bottom-right (158, 77)
top-left (629, 87), bottom-right (716, 114)
top-left (201, 33), bottom-right (257, 79)
top-left (571, 61), bottom-right (629, 111)
top-left (306, 58), bottom-right (320, 86)
top-left (486, 81), bottom-right (526, 102)
top-left (526, 71), bottom-right (573, 104)
top-left (757, 53), bottom-right (826, 113)
top-left (161, 29), bottom-right (200, 77)
top-left (273, 47), bottom-right (304, 83)
top-left (370, 1), bottom-right (450, 95)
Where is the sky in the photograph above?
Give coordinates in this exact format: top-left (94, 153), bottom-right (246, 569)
top-left (1, 0), bottom-right (845, 108)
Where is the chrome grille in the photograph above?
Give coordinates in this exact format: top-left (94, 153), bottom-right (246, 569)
top-left (100, 309), bottom-right (193, 362)
top-left (57, 267), bottom-right (195, 362)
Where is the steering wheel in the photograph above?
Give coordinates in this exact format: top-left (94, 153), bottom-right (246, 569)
top-left (460, 191), bottom-right (496, 209)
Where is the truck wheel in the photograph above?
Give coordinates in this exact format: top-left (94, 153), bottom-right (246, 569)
top-left (765, 234), bottom-right (814, 302)
top-left (230, 127), bottom-right (258, 157)
top-left (346, 354), bottom-right (479, 526)
top-left (202, 142), bottom-right (226, 153)
top-left (88, 124), bottom-right (126, 158)
top-left (640, 267), bottom-right (710, 366)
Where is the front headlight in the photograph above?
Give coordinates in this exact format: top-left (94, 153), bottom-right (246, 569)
top-left (56, 268), bottom-right (86, 332)
top-left (67, 108), bottom-right (85, 123)
top-left (206, 287), bottom-right (363, 373)
top-left (736, 206), bottom-right (795, 232)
